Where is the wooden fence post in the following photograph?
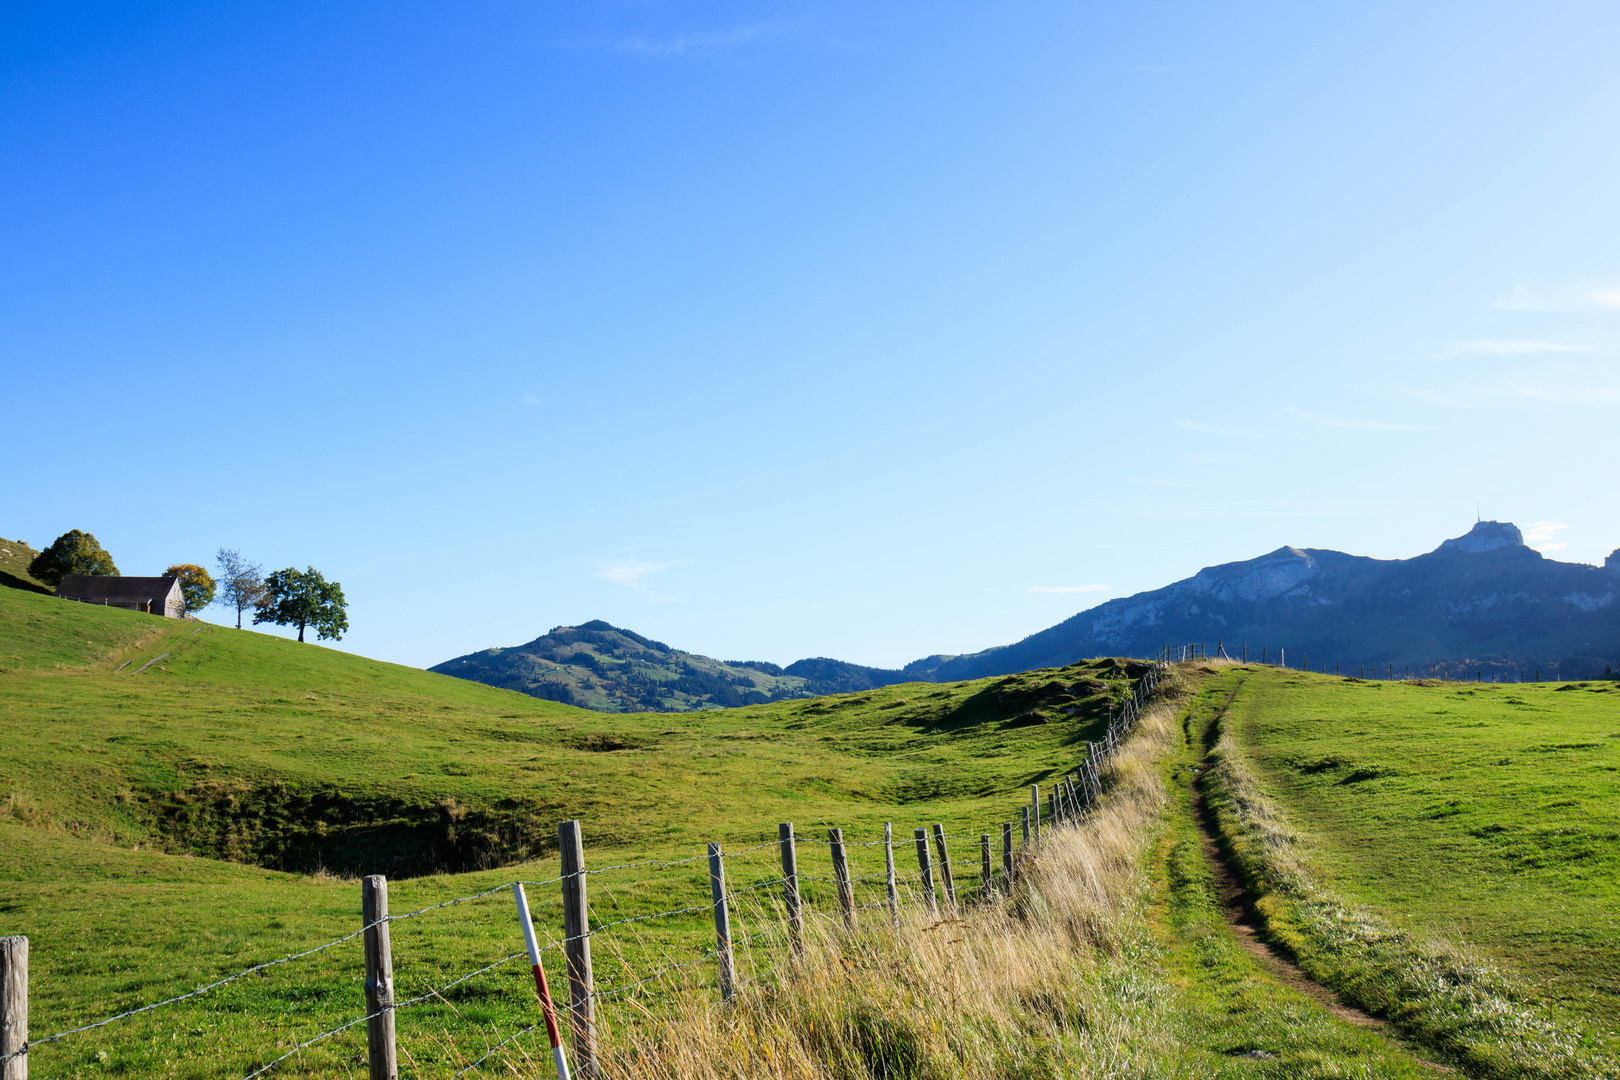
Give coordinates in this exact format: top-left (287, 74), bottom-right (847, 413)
top-left (361, 876), bottom-right (398, 1080)
top-left (828, 828), bottom-right (856, 930)
top-left (913, 828), bottom-right (937, 917)
top-left (708, 843), bottom-right (734, 1003)
top-left (0, 936), bottom-right (25, 1080)
top-left (558, 819), bottom-right (596, 1078)
top-left (1001, 822), bottom-right (1013, 885)
top-left (779, 823), bottom-right (803, 957)
top-left (1030, 785), bottom-right (1041, 844)
top-left (883, 822), bottom-right (899, 927)
top-left (930, 824), bottom-right (957, 916)
top-left (1020, 805), bottom-right (1030, 849)
top-left (979, 834), bottom-right (992, 900)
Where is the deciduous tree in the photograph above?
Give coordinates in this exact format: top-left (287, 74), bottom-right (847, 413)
top-left (164, 563), bottom-right (216, 616)
top-left (215, 549), bottom-right (266, 629)
top-left (254, 566), bottom-right (348, 642)
top-left (29, 529), bottom-right (117, 586)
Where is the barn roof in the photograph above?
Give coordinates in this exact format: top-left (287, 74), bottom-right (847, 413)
top-left (56, 575), bottom-right (181, 602)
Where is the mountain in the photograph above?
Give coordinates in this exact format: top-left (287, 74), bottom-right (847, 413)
top-left (433, 522), bottom-right (1620, 711)
top-left (923, 522), bottom-right (1620, 681)
top-left (430, 620), bottom-right (916, 712)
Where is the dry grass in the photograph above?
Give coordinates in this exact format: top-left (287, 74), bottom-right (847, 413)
top-left (587, 695), bottom-right (1188, 1080)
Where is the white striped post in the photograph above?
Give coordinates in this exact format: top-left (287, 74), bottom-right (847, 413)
top-left (512, 884), bottom-right (571, 1080)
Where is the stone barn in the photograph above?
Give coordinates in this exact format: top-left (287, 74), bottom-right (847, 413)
top-left (56, 575), bottom-right (186, 618)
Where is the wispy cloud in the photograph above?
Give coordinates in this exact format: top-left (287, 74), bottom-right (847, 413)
top-left (1290, 409), bottom-right (1439, 432)
top-left (1408, 375), bottom-right (1620, 409)
top-left (1028, 584), bottom-right (1111, 594)
top-left (1523, 520), bottom-right (1569, 553)
top-left (600, 21), bottom-right (803, 57)
top-left (1174, 419), bottom-right (1262, 439)
top-left (1496, 279), bottom-right (1620, 312)
top-left (519, 392), bottom-right (543, 407)
top-left (1442, 339), bottom-right (1592, 357)
top-left (595, 560), bottom-right (679, 588)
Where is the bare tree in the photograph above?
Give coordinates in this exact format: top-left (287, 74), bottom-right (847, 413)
top-left (215, 548), bottom-right (266, 629)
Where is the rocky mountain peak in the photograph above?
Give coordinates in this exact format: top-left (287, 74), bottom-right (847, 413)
top-left (1435, 520), bottom-right (1524, 554)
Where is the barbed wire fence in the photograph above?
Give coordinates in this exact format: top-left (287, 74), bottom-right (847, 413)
top-left (0, 663), bottom-right (1168, 1080)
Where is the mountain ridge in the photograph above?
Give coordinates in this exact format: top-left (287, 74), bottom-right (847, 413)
top-left (922, 521), bottom-right (1620, 681)
top-left (432, 521), bottom-right (1620, 709)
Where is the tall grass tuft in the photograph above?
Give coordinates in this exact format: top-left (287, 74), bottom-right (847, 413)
top-left (588, 699), bottom-right (1188, 1080)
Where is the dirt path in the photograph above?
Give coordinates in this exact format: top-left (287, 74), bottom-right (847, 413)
top-left (1190, 682), bottom-right (1387, 1028)
top-left (1188, 679), bottom-right (1458, 1070)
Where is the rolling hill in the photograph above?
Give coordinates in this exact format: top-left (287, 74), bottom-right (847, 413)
top-left (430, 620), bottom-right (918, 712)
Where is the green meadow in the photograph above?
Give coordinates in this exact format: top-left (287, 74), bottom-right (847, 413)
top-left (4, 576), bottom-right (1616, 1079)
top-left (1217, 667), bottom-right (1619, 1029)
top-left (0, 582), bottom-right (1130, 1077)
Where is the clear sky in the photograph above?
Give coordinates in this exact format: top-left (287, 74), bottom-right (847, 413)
top-left (5, 1), bottom-right (1618, 669)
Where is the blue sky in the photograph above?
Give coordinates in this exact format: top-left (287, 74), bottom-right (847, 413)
top-left (5, 1), bottom-right (1618, 669)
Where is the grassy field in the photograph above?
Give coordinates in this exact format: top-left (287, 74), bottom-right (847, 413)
top-left (6, 577), bottom-right (1615, 1079)
top-left (0, 582), bottom-right (1134, 1077)
top-left (1218, 668), bottom-right (1618, 1025)
top-left (1186, 664), bottom-right (1618, 1078)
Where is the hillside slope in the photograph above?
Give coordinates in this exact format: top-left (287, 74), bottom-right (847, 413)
top-left (1, 584), bottom-right (1133, 877)
top-left (0, 533), bottom-right (50, 592)
top-left (926, 521), bottom-right (1620, 681)
top-left (431, 620), bottom-right (915, 711)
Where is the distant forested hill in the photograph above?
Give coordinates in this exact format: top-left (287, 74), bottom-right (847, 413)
top-left (429, 621), bottom-right (917, 712)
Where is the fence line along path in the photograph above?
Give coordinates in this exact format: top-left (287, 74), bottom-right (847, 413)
top-left (1, 664), bottom-right (1168, 1079)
